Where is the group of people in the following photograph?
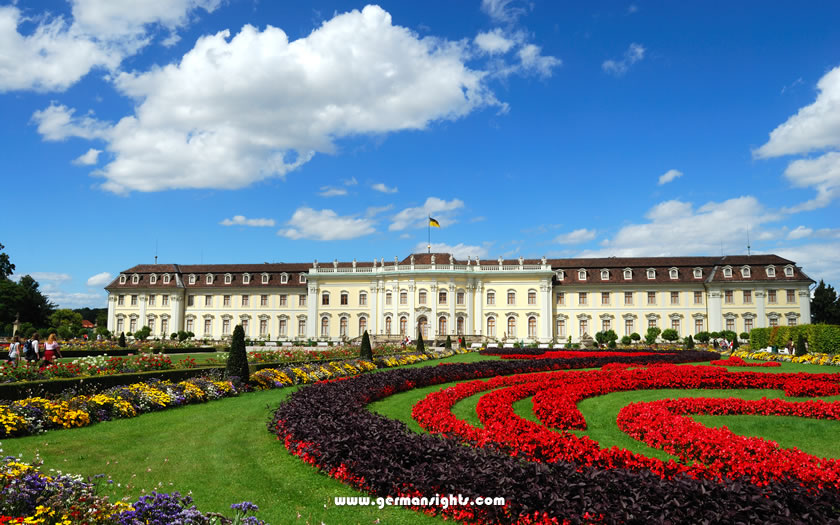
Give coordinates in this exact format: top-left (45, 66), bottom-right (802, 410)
top-left (6, 333), bottom-right (63, 366)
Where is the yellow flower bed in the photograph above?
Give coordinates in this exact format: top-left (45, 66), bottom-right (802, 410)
top-left (731, 349), bottom-right (840, 367)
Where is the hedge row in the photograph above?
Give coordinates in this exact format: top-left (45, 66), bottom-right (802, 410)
top-left (749, 324), bottom-right (840, 354)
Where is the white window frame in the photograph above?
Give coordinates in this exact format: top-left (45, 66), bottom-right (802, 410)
top-left (766, 266), bottom-right (776, 278)
top-left (723, 266), bottom-right (732, 278)
top-left (300, 274), bottom-right (307, 283)
top-left (646, 269), bottom-right (656, 280)
top-left (600, 269), bottom-right (609, 280)
top-left (132, 274), bottom-right (139, 284)
top-left (623, 269), bottom-right (632, 280)
top-left (784, 265), bottom-right (794, 277)
top-left (119, 275), bottom-right (126, 284)
top-left (741, 266), bottom-right (751, 278)
top-left (243, 273), bottom-right (250, 284)
top-left (189, 274), bottom-right (196, 285)
top-left (150, 274), bottom-right (157, 284)
top-left (163, 274), bottom-right (170, 284)
top-left (206, 274), bottom-right (213, 284)
top-left (280, 273), bottom-right (288, 284)
top-left (693, 268), bottom-right (702, 279)
top-left (578, 269), bottom-right (587, 281)
top-left (224, 273), bottom-right (232, 284)
top-left (261, 273), bottom-right (269, 284)
top-left (669, 268), bottom-right (678, 280)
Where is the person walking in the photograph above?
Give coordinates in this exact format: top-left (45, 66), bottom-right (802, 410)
top-left (25, 333), bottom-right (40, 364)
top-left (43, 333), bottom-right (62, 366)
top-left (7, 336), bottom-right (20, 365)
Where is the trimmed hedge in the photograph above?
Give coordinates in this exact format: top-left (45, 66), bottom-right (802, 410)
top-left (749, 324), bottom-right (840, 354)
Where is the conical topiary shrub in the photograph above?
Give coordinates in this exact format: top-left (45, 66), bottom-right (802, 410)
top-left (360, 330), bottom-right (372, 360)
top-left (795, 334), bottom-right (807, 356)
top-left (118, 332), bottom-right (126, 348)
top-left (416, 332), bottom-right (425, 354)
top-left (226, 324), bottom-right (249, 384)
top-left (685, 334), bottom-right (694, 350)
top-left (445, 335), bottom-right (452, 350)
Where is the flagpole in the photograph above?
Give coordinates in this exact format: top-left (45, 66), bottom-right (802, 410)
top-left (427, 215), bottom-right (431, 254)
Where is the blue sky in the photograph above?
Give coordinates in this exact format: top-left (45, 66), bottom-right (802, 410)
top-left (2, 0), bottom-right (839, 308)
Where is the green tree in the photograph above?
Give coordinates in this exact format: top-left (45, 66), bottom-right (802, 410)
top-left (359, 330), bottom-right (372, 360)
top-left (645, 326), bottom-right (661, 345)
top-left (134, 325), bottom-right (152, 341)
top-left (596, 330), bottom-right (618, 347)
top-left (620, 335), bottom-right (632, 345)
top-left (661, 328), bottom-right (679, 342)
top-left (95, 311), bottom-right (108, 328)
top-left (0, 243), bottom-right (14, 280)
top-left (50, 309), bottom-right (84, 337)
top-left (694, 331), bottom-right (711, 343)
top-left (630, 332), bottom-right (641, 344)
top-left (226, 324), bottom-right (249, 383)
top-left (811, 280), bottom-right (840, 324)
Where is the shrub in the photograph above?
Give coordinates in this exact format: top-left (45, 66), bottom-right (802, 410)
top-left (460, 337), bottom-right (466, 349)
top-left (739, 332), bottom-right (749, 342)
top-left (645, 327), bottom-right (661, 345)
top-left (134, 325), bottom-right (152, 341)
top-left (445, 335), bottom-right (452, 350)
top-left (171, 332), bottom-right (178, 340)
top-left (694, 331), bottom-right (711, 344)
top-left (226, 324), bottom-right (249, 383)
top-left (416, 333), bottom-right (425, 354)
top-left (621, 335), bottom-right (632, 345)
top-left (795, 334), bottom-right (807, 356)
top-left (630, 332), bottom-right (641, 343)
top-left (360, 330), bottom-right (372, 360)
top-left (661, 329), bottom-right (679, 342)
top-left (684, 335), bottom-right (695, 349)
top-left (118, 332), bottom-right (127, 348)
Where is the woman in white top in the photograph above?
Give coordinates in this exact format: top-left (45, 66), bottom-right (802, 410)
top-left (7, 336), bottom-right (20, 365)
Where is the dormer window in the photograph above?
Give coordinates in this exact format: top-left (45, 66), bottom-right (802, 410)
top-left (578, 269), bottom-right (587, 280)
top-left (243, 273), bottom-right (250, 284)
top-left (300, 274), bottom-right (307, 283)
top-left (623, 268), bottom-right (632, 280)
top-left (741, 266), bottom-right (751, 278)
top-left (131, 274), bottom-right (139, 284)
top-left (119, 275), bottom-right (126, 284)
top-left (280, 273), bottom-right (288, 284)
top-left (646, 269), bottom-right (656, 279)
top-left (766, 266), bottom-right (776, 278)
top-left (784, 265), bottom-right (794, 277)
top-left (600, 269), bottom-right (609, 280)
top-left (723, 266), bottom-right (732, 278)
top-left (188, 274), bottom-right (196, 285)
top-left (206, 274), bottom-right (213, 284)
top-left (224, 273), bottom-right (232, 284)
top-left (163, 274), bottom-right (170, 284)
top-left (261, 273), bottom-right (269, 284)
top-left (693, 268), bottom-right (702, 279)
top-left (556, 270), bottom-right (565, 280)
top-left (150, 274), bottom-right (157, 284)
top-left (669, 267), bottom-right (678, 280)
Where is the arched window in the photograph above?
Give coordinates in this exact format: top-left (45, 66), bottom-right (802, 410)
top-left (150, 274), bottom-right (157, 284)
top-left (457, 317), bottom-right (464, 335)
top-left (507, 316), bottom-right (516, 337)
top-left (528, 316), bottom-right (537, 338)
top-left (418, 316), bottom-right (428, 338)
top-left (224, 273), bottom-right (231, 284)
top-left (359, 316), bottom-right (367, 335)
top-left (399, 316), bottom-right (407, 336)
top-left (206, 274), bottom-right (213, 284)
top-left (320, 317), bottom-right (329, 337)
top-left (385, 316), bottom-right (392, 335)
top-left (487, 317), bottom-right (496, 337)
top-left (438, 316), bottom-right (447, 335)
top-left (132, 274), bottom-right (139, 284)
top-left (339, 317), bottom-right (348, 338)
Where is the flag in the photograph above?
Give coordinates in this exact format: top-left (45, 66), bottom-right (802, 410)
top-left (429, 217), bottom-right (441, 228)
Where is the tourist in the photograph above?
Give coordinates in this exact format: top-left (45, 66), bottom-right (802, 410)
top-left (7, 336), bottom-right (20, 365)
top-left (25, 333), bottom-right (40, 363)
top-left (43, 333), bottom-right (62, 366)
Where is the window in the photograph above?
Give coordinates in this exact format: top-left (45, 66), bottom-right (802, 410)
top-left (147, 316), bottom-right (155, 333)
top-left (784, 266), bottom-right (794, 277)
top-left (163, 274), bottom-right (170, 284)
top-left (241, 295), bottom-right (249, 307)
top-left (243, 274), bottom-right (250, 284)
top-left (261, 273), bottom-right (269, 284)
top-left (299, 294), bottom-right (306, 307)
top-left (624, 319), bottom-right (633, 336)
top-left (206, 274), bottom-right (213, 284)
top-left (457, 291), bottom-right (465, 305)
top-left (399, 316), bottom-right (407, 335)
top-left (224, 274), bottom-right (231, 284)
top-left (439, 290), bottom-right (447, 305)
top-left (189, 274), bottom-right (196, 285)
top-left (602, 319), bottom-right (611, 332)
top-left (321, 317), bottom-right (329, 337)
top-left (694, 291), bottom-right (703, 304)
top-left (341, 292), bottom-right (349, 306)
top-left (340, 317), bottom-right (348, 338)
top-left (115, 317), bottom-right (124, 332)
top-left (161, 318), bottom-right (168, 335)
top-left (150, 274), bottom-right (157, 285)
top-left (671, 319), bottom-right (680, 334)
top-left (487, 291), bottom-right (495, 305)
top-left (724, 290), bottom-right (733, 304)
top-left (556, 292), bottom-right (564, 305)
top-left (279, 319), bottom-right (287, 337)
top-left (601, 292), bottom-right (610, 306)
top-left (788, 316), bottom-right (797, 327)
top-left (670, 291), bottom-right (679, 305)
top-left (741, 266), bottom-right (751, 278)
top-left (321, 292), bottom-right (329, 306)
top-left (744, 317), bottom-right (753, 332)
top-left (647, 291), bottom-right (656, 305)
top-left (223, 295), bottom-right (231, 307)
top-left (766, 266), bottom-right (776, 277)
top-left (507, 316), bottom-right (516, 337)
top-left (280, 273), bottom-right (288, 284)
top-left (279, 294), bottom-right (287, 307)
top-left (119, 275), bottom-right (126, 284)
top-left (528, 317), bottom-right (537, 338)
top-left (130, 318), bottom-right (137, 332)
top-left (205, 295), bottom-right (212, 307)
top-left (241, 319), bottom-right (249, 334)
top-left (188, 295), bottom-right (195, 307)
top-left (131, 295), bottom-right (138, 306)
top-left (186, 318), bottom-right (194, 333)
top-left (578, 292), bottom-right (587, 306)
top-left (579, 319), bottom-right (588, 336)
top-left (725, 318), bottom-right (735, 332)
top-left (359, 317), bottom-right (367, 335)
top-left (359, 292), bottom-right (367, 306)
top-left (162, 295), bottom-right (169, 306)
top-left (261, 294), bottom-right (268, 307)
top-left (260, 319), bottom-right (268, 336)
top-left (132, 274), bottom-right (139, 284)
top-left (529, 291), bottom-right (537, 305)
top-left (457, 317), bottom-right (465, 335)
top-left (556, 319), bottom-right (566, 337)
top-left (647, 269), bottom-right (656, 279)
top-left (118, 294), bottom-right (125, 306)
top-left (419, 291), bottom-right (427, 305)
top-left (624, 292), bottom-right (633, 305)
top-left (693, 268), bottom-right (702, 279)
top-left (769, 317), bottom-right (778, 328)
top-left (298, 318), bottom-right (306, 336)
top-left (768, 290), bottom-right (777, 303)
top-left (695, 318), bottom-right (704, 334)
top-left (601, 270), bottom-right (609, 280)
top-left (439, 316), bottom-right (447, 335)
top-left (648, 319), bottom-right (657, 329)
top-left (204, 318), bottom-right (211, 334)
top-left (669, 268), bottom-right (678, 279)
top-left (400, 291), bottom-right (407, 305)
top-left (786, 289), bottom-right (796, 303)
top-left (385, 292), bottom-right (392, 306)
top-left (487, 317), bottom-right (496, 337)
top-left (556, 270), bottom-right (565, 280)
top-left (723, 267), bottom-right (732, 278)
top-left (223, 319), bottom-right (231, 335)
top-left (743, 290), bottom-right (752, 304)
top-left (300, 274), bottom-right (307, 283)
top-left (385, 316), bottom-right (391, 335)
top-left (623, 269), bottom-right (632, 280)
top-left (578, 270), bottom-right (587, 280)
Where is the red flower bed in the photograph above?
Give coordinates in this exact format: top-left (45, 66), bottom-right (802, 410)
top-left (710, 355), bottom-right (782, 367)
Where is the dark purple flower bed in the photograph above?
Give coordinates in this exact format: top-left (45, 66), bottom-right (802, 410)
top-left (268, 351), bottom-right (840, 524)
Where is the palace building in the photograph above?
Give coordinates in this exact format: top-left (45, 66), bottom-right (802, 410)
top-left (105, 253), bottom-right (813, 343)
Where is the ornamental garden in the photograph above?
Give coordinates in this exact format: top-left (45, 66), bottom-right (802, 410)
top-left (0, 328), bottom-right (839, 523)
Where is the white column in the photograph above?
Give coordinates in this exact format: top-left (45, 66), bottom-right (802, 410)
top-left (475, 281), bottom-right (483, 335)
top-left (466, 281), bottom-right (475, 335)
top-left (306, 283), bottom-right (318, 339)
top-left (171, 295), bottom-right (183, 332)
top-left (392, 283), bottom-right (399, 334)
top-left (376, 280), bottom-right (385, 334)
top-left (369, 283), bottom-right (377, 334)
top-left (430, 283), bottom-right (438, 339)
top-left (540, 279), bottom-right (552, 342)
top-left (708, 289), bottom-right (722, 332)
top-left (799, 290), bottom-right (811, 324)
top-left (448, 282), bottom-right (456, 335)
top-left (107, 295), bottom-right (116, 332)
top-left (408, 282), bottom-right (416, 338)
top-left (139, 294), bottom-right (147, 327)
top-left (754, 290), bottom-right (767, 328)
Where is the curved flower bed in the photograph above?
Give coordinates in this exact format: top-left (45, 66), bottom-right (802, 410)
top-left (0, 355), bottom-right (194, 384)
top-left (480, 347), bottom-right (674, 360)
top-left (269, 350), bottom-right (840, 523)
top-left (710, 356), bottom-right (781, 367)
top-left (730, 349), bottom-right (840, 367)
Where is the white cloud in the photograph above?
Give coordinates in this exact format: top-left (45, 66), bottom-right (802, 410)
top-left (70, 0), bottom-right (221, 43)
top-left (318, 186), bottom-right (348, 197)
top-left (43, 6), bottom-right (498, 193)
top-left (28, 272), bottom-right (72, 282)
top-left (372, 182), bottom-right (398, 194)
top-left (754, 65), bottom-right (840, 158)
top-left (389, 197), bottom-right (464, 231)
top-left (278, 207), bottom-right (375, 240)
top-left (658, 168), bottom-right (683, 185)
top-left (517, 44), bottom-right (562, 78)
top-left (343, 176), bottom-right (358, 186)
top-left (220, 215), bottom-right (276, 227)
top-left (31, 103), bottom-right (110, 141)
top-left (777, 242), bottom-right (840, 287)
top-left (581, 197), bottom-right (779, 257)
top-left (365, 204), bottom-right (393, 217)
top-left (787, 226), bottom-right (813, 240)
top-left (481, 0), bottom-right (529, 23)
top-left (602, 43), bottom-right (645, 77)
top-left (475, 28), bottom-right (514, 54)
top-left (781, 151), bottom-right (840, 212)
top-left (45, 290), bottom-right (106, 309)
top-left (86, 271), bottom-right (113, 287)
top-left (554, 228), bottom-right (597, 245)
top-left (72, 148), bottom-right (101, 166)
top-left (413, 242), bottom-right (490, 260)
